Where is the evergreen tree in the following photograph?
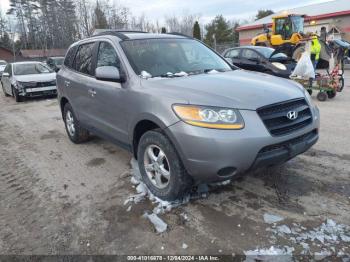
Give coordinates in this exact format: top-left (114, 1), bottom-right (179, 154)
top-left (0, 32), bottom-right (12, 50)
top-left (94, 0), bottom-right (108, 29)
top-left (255, 10), bottom-right (274, 20)
top-left (204, 15), bottom-right (233, 47)
top-left (161, 27), bottom-right (166, 33)
top-left (193, 21), bottom-right (201, 40)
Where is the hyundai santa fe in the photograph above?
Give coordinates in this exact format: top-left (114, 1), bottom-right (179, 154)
top-left (57, 31), bottom-right (320, 200)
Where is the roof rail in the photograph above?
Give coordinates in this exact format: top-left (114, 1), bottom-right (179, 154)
top-left (94, 30), bottom-right (148, 40)
top-left (167, 32), bottom-right (192, 38)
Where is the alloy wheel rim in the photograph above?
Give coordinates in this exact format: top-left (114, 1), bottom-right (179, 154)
top-left (66, 110), bottom-right (75, 137)
top-left (143, 145), bottom-right (170, 189)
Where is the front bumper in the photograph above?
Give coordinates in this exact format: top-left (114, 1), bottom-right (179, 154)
top-left (165, 108), bottom-right (320, 183)
top-left (19, 86), bottom-right (57, 97)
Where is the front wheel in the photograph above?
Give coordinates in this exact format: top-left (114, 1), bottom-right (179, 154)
top-left (12, 87), bottom-right (24, 102)
top-left (137, 130), bottom-right (193, 201)
top-left (317, 91), bottom-right (327, 101)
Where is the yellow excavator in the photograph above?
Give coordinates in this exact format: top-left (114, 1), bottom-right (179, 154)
top-left (251, 14), bottom-right (349, 69)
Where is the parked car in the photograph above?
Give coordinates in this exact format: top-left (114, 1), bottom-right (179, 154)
top-left (1, 61), bottom-right (57, 102)
top-left (222, 46), bottom-right (296, 78)
top-left (46, 57), bottom-right (64, 72)
top-left (57, 31), bottom-right (319, 200)
top-left (0, 60), bottom-right (7, 79)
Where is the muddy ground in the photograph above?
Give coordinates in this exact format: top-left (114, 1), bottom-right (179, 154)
top-left (0, 71), bottom-right (350, 259)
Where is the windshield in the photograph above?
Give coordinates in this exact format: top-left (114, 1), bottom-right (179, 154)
top-left (0, 61), bottom-right (7, 66)
top-left (121, 38), bottom-right (232, 77)
top-left (14, 63), bottom-right (53, 75)
top-left (291, 16), bottom-right (304, 33)
top-left (257, 47), bottom-right (288, 59)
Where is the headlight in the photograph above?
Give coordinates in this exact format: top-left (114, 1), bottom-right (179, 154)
top-left (172, 104), bottom-right (244, 129)
top-left (272, 62), bottom-right (287, 71)
top-left (15, 81), bottom-right (24, 90)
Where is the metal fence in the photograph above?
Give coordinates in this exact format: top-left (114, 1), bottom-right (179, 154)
top-left (214, 42), bottom-right (240, 54)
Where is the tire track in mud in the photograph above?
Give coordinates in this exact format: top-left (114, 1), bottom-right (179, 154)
top-left (0, 129), bottom-right (76, 254)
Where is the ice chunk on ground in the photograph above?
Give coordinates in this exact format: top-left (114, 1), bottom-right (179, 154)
top-left (263, 213), bottom-right (284, 224)
top-left (314, 250), bottom-right (332, 261)
top-left (244, 246), bottom-right (294, 262)
top-left (144, 213), bottom-right (167, 233)
top-left (277, 225), bottom-right (292, 234)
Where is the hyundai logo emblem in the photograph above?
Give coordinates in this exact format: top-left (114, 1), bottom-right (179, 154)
top-left (287, 111), bottom-right (298, 120)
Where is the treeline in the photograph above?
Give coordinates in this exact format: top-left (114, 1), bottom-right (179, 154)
top-left (0, 0), bottom-right (272, 51)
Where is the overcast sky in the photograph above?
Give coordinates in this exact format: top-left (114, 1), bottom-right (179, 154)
top-left (1, 0), bottom-right (333, 24)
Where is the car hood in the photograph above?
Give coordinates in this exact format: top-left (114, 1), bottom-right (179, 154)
top-left (13, 73), bottom-right (56, 83)
top-left (142, 70), bottom-right (304, 110)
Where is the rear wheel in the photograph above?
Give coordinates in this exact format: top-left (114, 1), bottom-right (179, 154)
top-left (63, 103), bottom-right (90, 143)
top-left (327, 90), bottom-right (336, 99)
top-left (338, 76), bottom-right (344, 92)
top-left (137, 130), bottom-right (193, 201)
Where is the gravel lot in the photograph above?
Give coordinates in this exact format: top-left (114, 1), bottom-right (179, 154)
top-left (0, 71), bottom-right (350, 258)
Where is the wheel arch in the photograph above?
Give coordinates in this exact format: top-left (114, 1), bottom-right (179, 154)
top-left (130, 113), bottom-right (176, 159)
top-left (60, 97), bottom-right (69, 116)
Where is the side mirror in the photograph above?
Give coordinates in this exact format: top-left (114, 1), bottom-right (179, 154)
top-left (95, 66), bottom-right (125, 83)
top-left (2, 72), bottom-right (9, 77)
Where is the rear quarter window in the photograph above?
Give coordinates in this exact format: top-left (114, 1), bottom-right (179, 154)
top-left (73, 43), bottom-right (95, 76)
top-left (64, 45), bottom-right (78, 68)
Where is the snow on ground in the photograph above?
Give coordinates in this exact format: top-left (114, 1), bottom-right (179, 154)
top-left (246, 217), bottom-right (350, 260)
top-left (124, 158), bottom-right (191, 233)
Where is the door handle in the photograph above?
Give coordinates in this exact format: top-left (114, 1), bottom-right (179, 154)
top-left (88, 89), bottom-right (96, 97)
top-left (64, 80), bottom-right (70, 87)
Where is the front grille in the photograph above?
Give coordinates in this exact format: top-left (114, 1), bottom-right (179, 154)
top-left (257, 98), bottom-right (312, 136)
top-left (21, 81), bottom-right (56, 88)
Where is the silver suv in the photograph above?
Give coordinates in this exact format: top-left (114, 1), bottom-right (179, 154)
top-left (57, 31), bottom-right (320, 200)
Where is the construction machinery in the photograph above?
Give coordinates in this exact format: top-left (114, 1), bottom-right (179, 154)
top-left (251, 14), bottom-right (349, 70)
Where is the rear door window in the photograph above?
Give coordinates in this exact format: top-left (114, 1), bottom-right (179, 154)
top-left (73, 43), bottom-right (95, 76)
top-left (241, 49), bottom-right (260, 61)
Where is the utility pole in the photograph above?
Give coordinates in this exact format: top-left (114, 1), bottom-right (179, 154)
top-left (10, 32), bottom-right (16, 62)
top-left (213, 33), bottom-right (217, 51)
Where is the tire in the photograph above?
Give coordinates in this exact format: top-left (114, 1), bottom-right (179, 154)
top-left (317, 91), bottom-right (327, 102)
top-left (327, 90), bottom-right (336, 99)
top-left (12, 87), bottom-right (24, 102)
top-left (137, 129), bottom-right (193, 201)
top-left (338, 77), bottom-right (344, 92)
top-left (63, 103), bottom-right (90, 144)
